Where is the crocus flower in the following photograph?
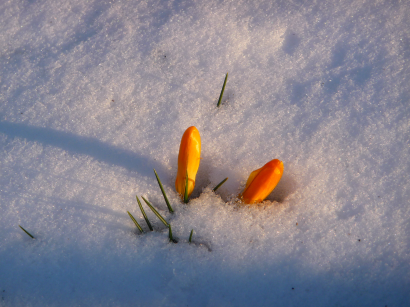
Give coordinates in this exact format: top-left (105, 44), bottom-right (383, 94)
top-left (175, 126), bottom-right (201, 199)
top-left (240, 159), bottom-right (284, 204)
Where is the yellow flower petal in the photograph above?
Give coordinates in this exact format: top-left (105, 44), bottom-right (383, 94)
top-left (175, 126), bottom-right (201, 198)
top-left (244, 167), bottom-right (263, 190)
top-left (241, 159), bottom-right (284, 204)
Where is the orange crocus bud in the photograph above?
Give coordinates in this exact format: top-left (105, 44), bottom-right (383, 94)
top-left (175, 126), bottom-right (201, 199)
top-left (240, 159), bottom-right (284, 204)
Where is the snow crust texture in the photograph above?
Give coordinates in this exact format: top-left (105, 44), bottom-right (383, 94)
top-left (0, 0), bottom-right (409, 306)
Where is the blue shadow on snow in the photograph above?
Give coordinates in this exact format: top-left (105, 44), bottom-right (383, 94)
top-left (0, 121), bottom-right (165, 177)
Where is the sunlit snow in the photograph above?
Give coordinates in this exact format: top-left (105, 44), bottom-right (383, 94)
top-left (1, 0), bottom-right (409, 306)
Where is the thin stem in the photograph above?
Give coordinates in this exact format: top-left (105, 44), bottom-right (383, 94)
top-left (19, 225), bottom-right (34, 239)
top-left (154, 169), bottom-right (174, 213)
top-left (212, 177), bottom-right (228, 192)
top-left (127, 211), bottom-right (144, 233)
top-left (136, 195), bottom-right (153, 231)
top-left (141, 197), bottom-right (169, 227)
top-left (217, 72), bottom-right (228, 107)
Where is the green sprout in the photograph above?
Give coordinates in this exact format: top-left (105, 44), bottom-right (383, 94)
top-left (19, 225), bottom-right (34, 239)
top-left (212, 177), bottom-right (228, 192)
top-left (127, 211), bottom-right (144, 233)
top-left (154, 169), bottom-right (174, 213)
top-left (189, 229), bottom-right (193, 243)
top-left (136, 195), bottom-right (153, 231)
top-left (141, 197), bottom-right (169, 227)
top-left (169, 224), bottom-right (178, 243)
top-left (217, 72), bottom-right (228, 107)
top-left (141, 197), bottom-right (178, 243)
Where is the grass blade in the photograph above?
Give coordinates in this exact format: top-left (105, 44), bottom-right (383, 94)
top-left (212, 177), bottom-right (228, 192)
top-left (127, 211), bottom-right (144, 233)
top-left (184, 169), bottom-right (189, 204)
top-left (141, 196), bottom-right (169, 227)
top-left (189, 229), bottom-right (193, 243)
top-left (169, 224), bottom-right (178, 243)
top-left (19, 225), bottom-right (34, 239)
top-left (217, 72), bottom-right (228, 107)
top-left (154, 169), bottom-right (174, 213)
top-left (136, 195), bottom-right (153, 231)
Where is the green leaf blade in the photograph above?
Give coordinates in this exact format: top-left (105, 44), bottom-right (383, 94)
top-left (213, 177), bottom-right (228, 192)
top-left (217, 72), bottom-right (228, 107)
top-left (136, 195), bottom-right (153, 231)
top-left (141, 196), bottom-right (169, 227)
top-left (169, 224), bottom-right (178, 243)
top-left (189, 229), bottom-right (193, 243)
top-left (127, 211), bottom-right (144, 233)
top-left (19, 225), bottom-right (35, 239)
top-left (154, 169), bottom-right (174, 213)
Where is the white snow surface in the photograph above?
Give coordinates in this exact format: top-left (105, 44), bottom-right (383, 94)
top-left (1, 0), bottom-right (409, 306)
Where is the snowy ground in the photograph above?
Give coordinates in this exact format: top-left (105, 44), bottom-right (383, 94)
top-left (1, 0), bottom-right (410, 306)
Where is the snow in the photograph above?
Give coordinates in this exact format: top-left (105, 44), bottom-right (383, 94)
top-left (1, 0), bottom-right (409, 306)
